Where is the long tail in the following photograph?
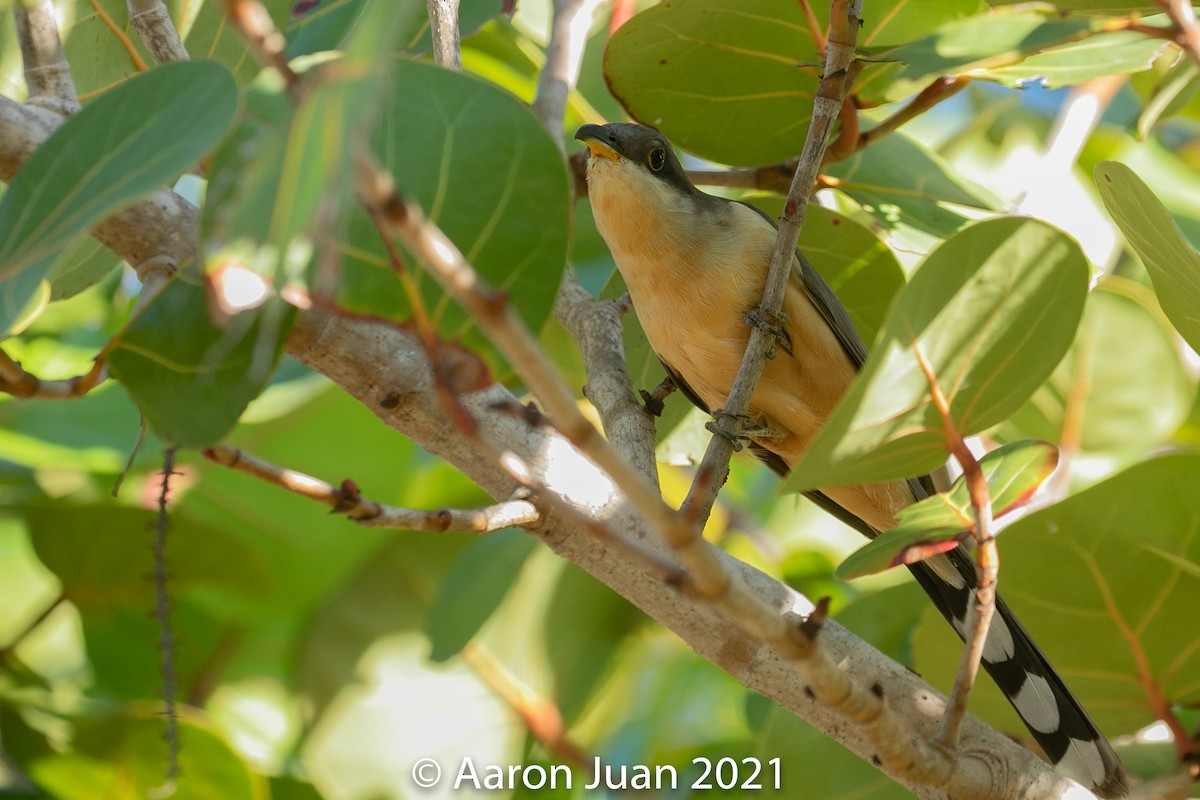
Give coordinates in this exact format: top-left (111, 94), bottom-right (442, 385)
top-left (909, 548), bottom-right (1128, 798)
top-left (802, 479), bottom-right (1128, 798)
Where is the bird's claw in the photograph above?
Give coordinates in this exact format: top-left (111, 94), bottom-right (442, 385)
top-left (705, 411), bottom-right (751, 451)
top-left (745, 306), bottom-right (794, 359)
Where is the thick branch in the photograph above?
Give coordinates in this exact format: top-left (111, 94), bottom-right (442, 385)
top-left (127, 0), bottom-right (190, 64)
top-left (284, 308), bottom-right (1099, 800)
top-left (12, 0), bottom-right (79, 113)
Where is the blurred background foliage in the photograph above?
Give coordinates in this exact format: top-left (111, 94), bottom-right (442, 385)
top-left (1, 0), bottom-right (1200, 798)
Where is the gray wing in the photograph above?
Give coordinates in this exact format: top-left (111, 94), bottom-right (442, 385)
top-left (736, 201), bottom-right (869, 370)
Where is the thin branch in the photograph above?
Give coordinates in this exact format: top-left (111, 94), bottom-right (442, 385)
top-left (532, 0), bottom-right (606, 142)
top-left (12, 0), bottom-right (79, 113)
top-left (224, 0), bottom-right (304, 99)
top-left (462, 642), bottom-right (593, 773)
top-left (678, 0), bottom-right (862, 528)
top-left (425, 0), bottom-right (462, 71)
top-left (913, 346), bottom-right (996, 753)
top-left (204, 444), bottom-right (541, 531)
top-left (152, 446), bottom-right (180, 792)
top-left (0, 347), bottom-right (106, 399)
top-left (127, 0), bottom-right (190, 64)
top-left (844, 76), bottom-right (970, 157)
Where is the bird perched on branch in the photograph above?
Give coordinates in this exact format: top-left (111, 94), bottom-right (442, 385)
top-left (575, 121), bottom-right (1126, 799)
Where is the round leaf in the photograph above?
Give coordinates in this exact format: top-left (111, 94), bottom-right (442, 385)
top-left (784, 217), bottom-right (1087, 492)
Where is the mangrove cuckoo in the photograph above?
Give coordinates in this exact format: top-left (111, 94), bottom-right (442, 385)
top-left (575, 122), bottom-right (1126, 798)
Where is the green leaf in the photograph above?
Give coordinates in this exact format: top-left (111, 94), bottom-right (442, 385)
top-left (837, 440), bottom-right (1058, 580)
top-left (883, 8), bottom-right (1102, 87)
top-left (1094, 160), bottom-right (1200, 353)
top-left (913, 454), bottom-right (1200, 735)
top-left (1137, 58), bottom-right (1200, 137)
top-left (603, 0), bottom-right (985, 166)
top-left (46, 238), bottom-right (122, 301)
top-left (205, 2), bottom-right (416, 282)
top-left (425, 529), bottom-right (538, 662)
top-left (106, 263), bottom-right (295, 448)
top-left (545, 564), bottom-right (645, 722)
top-left (1000, 278), bottom-right (1194, 454)
top-left (980, 31), bottom-right (1165, 89)
top-left (823, 131), bottom-right (998, 239)
top-left (24, 503), bottom-right (269, 617)
top-left (25, 709), bottom-right (265, 800)
top-left (783, 217), bottom-right (1087, 492)
top-left (286, 0), bottom-right (503, 58)
top-left (335, 59), bottom-right (570, 367)
top-left (0, 60), bottom-right (238, 336)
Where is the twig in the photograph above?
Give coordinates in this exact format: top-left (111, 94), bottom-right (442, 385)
top-left (204, 444), bottom-right (541, 531)
top-left (1156, 0), bottom-right (1200, 70)
top-left (843, 76), bottom-right (970, 157)
top-left (462, 642), bottom-right (593, 773)
top-left (0, 347), bottom-right (106, 398)
top-left (678, 0), bottom-right (862, 528)
top-left (127, 0), bottom-right (190, 64)
top-left (531, 0), bottom-right (606, 142)
top-left (913, 346), bottom-right (997, 753)
top-left (224, 0), bottom-right (304, 100)
top-left (12, 0), bottom-right (80, 113)
top-left (152, 446), bottom-right (180, 791)
top-left (425, 0), bottom-right (462, 71)
top-left (686, 163), bottom-right (797, 193)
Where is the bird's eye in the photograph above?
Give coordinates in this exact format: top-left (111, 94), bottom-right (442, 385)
top-left (646, 147), bottom-right (667, 173)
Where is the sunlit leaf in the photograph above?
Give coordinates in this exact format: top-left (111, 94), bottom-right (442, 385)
top-left (823, 131), bottom-right (998, 239)
top-left (604, 0), bottom-right (984, 166)
top-left (1094, 160), bottom-right (1200, 353)
top-left (999, 278), bottom-right (1194, 453)
top-left (837, 440), bottom-right (1058, 580)
top-left (783, 217), bottom-right (1087, 492)
top-left (106, 263), bottom-right (295, 448)
top-left (0, 60), bottom-right (237, 335)
top-left (334, 59), bottom-right (570, 369)
top-left (25, 708), bottom-right (265, 800)
top-left (883, 8), bottom-right (1134, 88)
top-left (205, 2), bottom-right (416, 283)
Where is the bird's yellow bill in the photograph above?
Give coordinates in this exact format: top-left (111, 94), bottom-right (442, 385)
top-left (580, 136), bottom-right (622, 161)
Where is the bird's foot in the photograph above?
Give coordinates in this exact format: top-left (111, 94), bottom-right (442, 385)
top-left (705, 410), bottom-right (753, 451)
top-left (745, 306), bottom-right (794, 359)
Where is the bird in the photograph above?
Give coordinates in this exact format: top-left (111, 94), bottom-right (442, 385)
top-left (575, 121), bottom-right (1127, 799)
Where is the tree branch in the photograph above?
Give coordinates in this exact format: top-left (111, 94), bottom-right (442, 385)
top-left (127, 0), bottom-right (190, 64)
top-left (425, 0), bottom-right (462, 71)
top-left (12, 0), bottom-right (79, 113)
top-left (532, 0), bottom-right (605, 143)
top-left (203, 444), bottom-right (541, 531)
